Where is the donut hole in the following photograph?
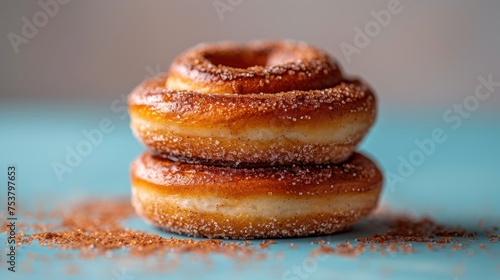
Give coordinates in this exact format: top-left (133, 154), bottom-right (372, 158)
top-left (204, 46), bottom-right (306, 69)
top-left (204, 50), bottom-right (269, 69)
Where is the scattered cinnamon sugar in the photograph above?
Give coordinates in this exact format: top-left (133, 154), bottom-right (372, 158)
top-left (260, 240), bottom-right (273, 249)
top-left (311, 241), bottom-right (370, 257)
top-left (5, 200), bottom-right (498, 267)
top-left (479, 243), bottom-right (488, 251)
top-left (386, 244), bottom-right (397, 252)
top-left (426, 243), bottom-right (434, 251)
top-left (310, 210), bottom-right (495, 257)
top-left (356, 215), bottom-right (475, 245)
top-left (12, 198), bottom-right (271, 263)
top-left (400, 243), bottom-right (414, 254)
top-left (311, 245), bottom-right (335, 257)
top-left (451, 244), bottom-right (468, 250)
top-left (23, 229), bottom-right (261, 258)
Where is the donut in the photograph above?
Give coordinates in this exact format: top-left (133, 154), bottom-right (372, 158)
top-left (130, 152), bottom-right (383, 239)
top-left (128, 41), bottom-right (376, 165)
top-left (166, 41), bottom-right (342, 94)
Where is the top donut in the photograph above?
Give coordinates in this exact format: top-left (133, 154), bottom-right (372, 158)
top-left (129, 40), bottom-right (377, 166)
top-left (167, 41), bottom-right (342, 94)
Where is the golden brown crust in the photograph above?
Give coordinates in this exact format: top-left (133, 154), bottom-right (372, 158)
top-left (130, 152), bottom-right (383, 239)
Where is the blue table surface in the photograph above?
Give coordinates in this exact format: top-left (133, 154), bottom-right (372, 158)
top-left (0, 103), bottom-right (499, 280)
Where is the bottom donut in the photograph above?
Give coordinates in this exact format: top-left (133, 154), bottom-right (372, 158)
top-left (130, 152), bottom-right (383, 239)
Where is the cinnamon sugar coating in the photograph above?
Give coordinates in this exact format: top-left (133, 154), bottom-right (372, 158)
top-left (129, 75), bottom-right (376, 165)
top-left (167, 41), bottom-right (342, 94)
top-left (131, 152), bottom-right (383, 239)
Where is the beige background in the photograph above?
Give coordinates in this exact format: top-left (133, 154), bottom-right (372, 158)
top-left (1, 0), bottom-right (499, 109)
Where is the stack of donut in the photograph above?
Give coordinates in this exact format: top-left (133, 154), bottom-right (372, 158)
top-left (128, 41), bottom-right (382, 239)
